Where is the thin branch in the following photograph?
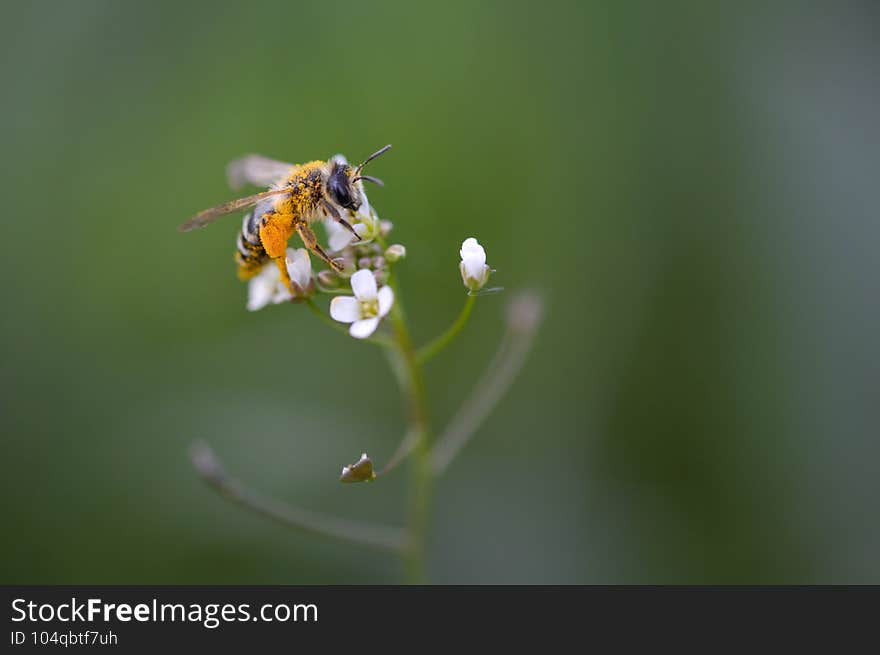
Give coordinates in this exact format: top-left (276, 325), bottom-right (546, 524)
top-left (431, 291), bottom-right (544, 475)
top-left (416, 294), bottom-right (477, 365)
top-left (190, 441), bottom-right (408, 552)
top-left (376, 427), bottom-right (420, 477)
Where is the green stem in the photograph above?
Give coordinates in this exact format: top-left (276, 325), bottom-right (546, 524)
top-left (386, 275), bottom-right (432, 584)
top-left (416, 295), bottom-right (476, 365)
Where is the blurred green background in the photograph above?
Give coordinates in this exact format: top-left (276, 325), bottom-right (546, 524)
top-left (2, 0), bottom-right (878, 583)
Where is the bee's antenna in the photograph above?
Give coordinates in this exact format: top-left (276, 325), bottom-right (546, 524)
top-left (354, 144), bottom-right (392, 176)
top-left (352, 174), bottom-right (385, 187)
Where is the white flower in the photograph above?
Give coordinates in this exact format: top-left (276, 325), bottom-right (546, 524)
top-left (246, 248), bottom-right (312, 311)
top-left (329, 269), bottom-right (394, 338)
top-left (325, 185), bottom-right (380, 252)
top-left (459, 237), bottom-right (491, 291)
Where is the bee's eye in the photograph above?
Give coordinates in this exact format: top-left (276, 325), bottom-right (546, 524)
top-left (328, 168), bottom-right (356, 209)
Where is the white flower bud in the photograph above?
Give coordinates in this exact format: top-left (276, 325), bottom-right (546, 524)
top-left (459, 237), bottom-right (491, 292)
top-left (384, 244), bottom-right (406, 263)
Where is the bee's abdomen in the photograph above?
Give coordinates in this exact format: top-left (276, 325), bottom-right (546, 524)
top-left (235, 210), bottom-right (268, 279)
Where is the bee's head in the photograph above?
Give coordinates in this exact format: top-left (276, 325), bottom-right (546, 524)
top-left (327, 145), bottom-right (392, 211)
top-left (327, 159), bottom-right (361, 211)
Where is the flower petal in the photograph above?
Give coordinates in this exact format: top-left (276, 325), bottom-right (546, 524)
top-left (327, 220), bottom-right (355, 252)
top-left (349, 317), bottom-right (380, 339)
top-left (247, 266), bottom-right (280, 311)
top-left (460, 237), bottom-right (486, 267)
top-left (330, 296), bottom-right (360, 323)
top-left (350, 268), bottom-right (377, 300)
top-left (463, 258), bottom-right (484, 280)
top-left (271, 286), bottom-right (293, 304)
top-left (377, 286), bottom-right (394, 317)
top-left (247, 280), bottom-right (273, 312)
top-left (355, 185), bottom-right (371, 218)
top-left (285, 248), bottom-right (312, 289)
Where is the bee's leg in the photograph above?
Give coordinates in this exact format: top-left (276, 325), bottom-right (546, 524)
top-left (296, 221), bottom-right (344, 273)
top-left (257, 211), bottom-right (298, 292)
top-left (322, 200), bottom-right (361, 242)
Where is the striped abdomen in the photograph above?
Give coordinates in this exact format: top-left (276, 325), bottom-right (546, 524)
top-left (235, 198), bottom-right (273, 280)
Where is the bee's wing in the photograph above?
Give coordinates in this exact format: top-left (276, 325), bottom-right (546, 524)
top-left (226, 155), bottom-right (296, 191)
top-left (178, 188), bottom-right (290, 232)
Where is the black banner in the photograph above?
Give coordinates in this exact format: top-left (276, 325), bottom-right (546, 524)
top-left (2, 586), bottom-right (875, 650)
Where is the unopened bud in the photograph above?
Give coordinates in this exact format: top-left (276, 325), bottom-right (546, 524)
top-left (459, 237), bottom-right (491, 292)
top-left (384, 244), bottom-right (406, 263)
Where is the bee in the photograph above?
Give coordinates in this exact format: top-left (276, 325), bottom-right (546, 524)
top-left (179, 145), bottom-right (391, 291)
